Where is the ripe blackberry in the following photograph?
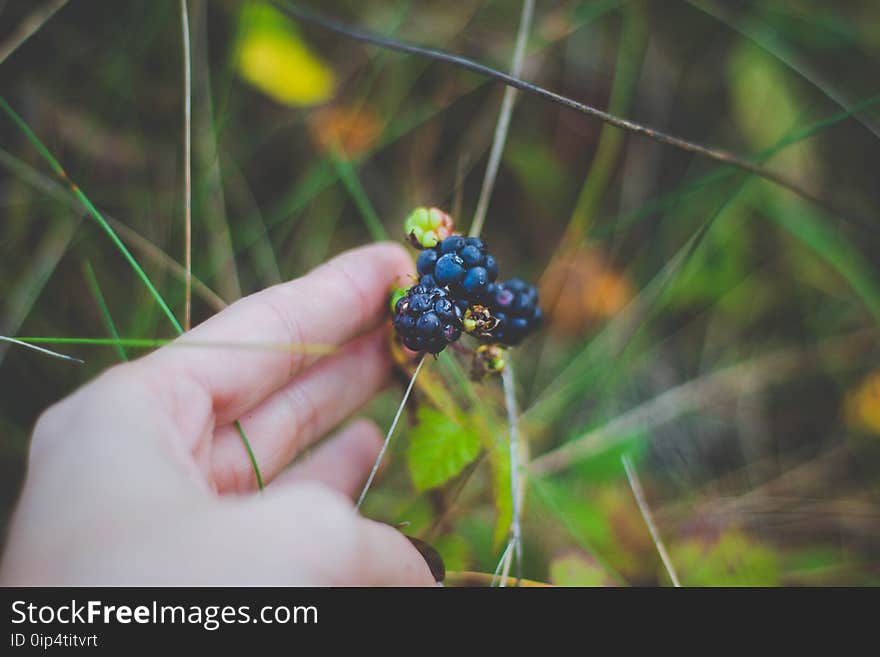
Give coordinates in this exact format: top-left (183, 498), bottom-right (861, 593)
top-left (393, 283), bottom-right (463, 354)
top-left (415, 235), bottom-right (499, 302)
top-left (485, 278), bottom-right (542, 346)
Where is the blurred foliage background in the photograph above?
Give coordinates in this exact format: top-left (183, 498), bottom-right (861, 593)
top-left (1, 0), bottom-right (879, 586)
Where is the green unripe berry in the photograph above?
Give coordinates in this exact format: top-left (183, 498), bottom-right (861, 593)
top-left (404, 206), bottom-right (455, 249)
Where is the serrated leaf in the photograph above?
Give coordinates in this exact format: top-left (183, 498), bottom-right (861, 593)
top-left (407, 407), bottom-right (481, 492)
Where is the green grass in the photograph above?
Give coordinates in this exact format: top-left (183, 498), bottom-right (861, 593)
top-left (2, 0), bottom-right (879, 585)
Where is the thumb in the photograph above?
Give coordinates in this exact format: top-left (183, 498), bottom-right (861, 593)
top-left (252, 481), bottom-right (438, 586)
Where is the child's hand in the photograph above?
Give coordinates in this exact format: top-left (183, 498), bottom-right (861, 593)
top-left (0, 243), bottom-right (435, 585)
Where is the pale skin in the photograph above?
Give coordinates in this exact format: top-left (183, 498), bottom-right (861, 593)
top-left (0, 243), bottom-right (436, 586)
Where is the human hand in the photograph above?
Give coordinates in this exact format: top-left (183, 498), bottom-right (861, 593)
top-left (0, 243), bottom-right (436, 586)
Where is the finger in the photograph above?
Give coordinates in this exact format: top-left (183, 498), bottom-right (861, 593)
top-left (270, 419), bottom-right (383, 499)
top-left (211, 327), bottom-right (391, 491)
top-left (353, 519), bottom-right (438, 586)
top-left (146, 243), bottom-right (414, 424)
top-left (256, 482), bottom-right (437, 585)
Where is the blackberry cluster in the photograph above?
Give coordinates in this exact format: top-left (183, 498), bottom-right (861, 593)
top-left (487, 278), bottom-right (542, 346)
top-left (416, 236), bottom-right (499, 304)
top-left (393, 226), bottom-right (541, 356)
top-left (392, 283), bottom-right (463, 354)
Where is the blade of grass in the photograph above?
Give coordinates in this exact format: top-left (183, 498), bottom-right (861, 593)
top-left (0, 336), bottom-right (83, 364)
top-left (531, 93), bottom-right (880, 423)
top-left (191, 0), bottom-right (242, 302)
top-left (328, 146), bottom-right (388, 242)
top-left (180, 0), bottom-right (193, 330)
top-left (0, 0), bottom-right (69, 65)
top-left (563, 1), bottom-right (646, 245)
top-left (0, 98), bottom-right (268, 489)
top-left (468, 0), bottom-right (534, 238)
top-left (271, 0), bottom-right (873, 234)
top-left (530, 328), bottom-right (877, 476)
top-left (0, 145), bottom-right (229, 312)
top-left (465, 0), bottom-right (535, 584)
top-left (621, 454), bottom-right (681, 587)
top-left (759, 193), bottom-right (880, 324)
top-left (590, 95), bottom-right (880, 239)
top-left (0, 210), bottom-right (80, 365)
top-left (686, 0), bottom-right (880, 140)
top-left (15, 336), bottom-right (335, 355)
top-left (82, 261), bottom-right (128, 362)
top-left (501, 362), bottom-right (524, 585)
top-left (0, 96), bottom-right (183, 334)
top-left (219, 0), bottom-right (623, 277)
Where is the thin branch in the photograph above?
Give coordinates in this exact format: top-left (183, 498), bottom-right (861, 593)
top-left (621, 455), bottom-right (681, 587)
top-left (0, 0), bottom-right (69, 65)
top-left (270, 1), bottom-right (872, 234)
top-left (180, 0), bottom-right (193, 331)
top-left (0, 336), bottom-right (83, 364)
top-left (356, 355), bottom-right (427, 510)
top-left (468, 0), bottom-right (534, 238)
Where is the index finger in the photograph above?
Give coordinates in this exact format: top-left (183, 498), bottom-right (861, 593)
top-left (146, 242), bottom-right (414, 423)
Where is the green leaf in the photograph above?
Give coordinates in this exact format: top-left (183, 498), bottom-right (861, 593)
top-left (407, 407), bottom-right (481, 492)
top-left (672, 531), bottom-right (781, 586)
top-left (549, 553), bottom-right (614, 587)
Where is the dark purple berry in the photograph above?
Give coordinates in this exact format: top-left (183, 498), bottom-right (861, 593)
top-left (416, 312), bottom-right (441, 335)
top-left (485, 255), bottom-right (498, 281)
top-left (462, 266), bottom-right (489, 296)
top-left (412, 235), bottom-right (500, 303)
top-left (434, 253), bottom-right (466, 285)
top-left (417, 249), bottom-right (438, 276)
top-left (439, 235), bottom-right (466, 254)
top-left (494, 286), bottom-right (515, 309)
top-left (410, 294), bottom-right (431, 313)
top-left (482, 278), bottom-right (542, 346)
top-left (459, 245), bottom-right (483, 266)
top-left (392, 283), bottom-right (463, 355)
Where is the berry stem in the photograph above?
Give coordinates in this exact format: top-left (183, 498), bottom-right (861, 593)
top-left (356, 354), bottom-right (427, 510)
top-left (501, 360), bottom-right (524, 586)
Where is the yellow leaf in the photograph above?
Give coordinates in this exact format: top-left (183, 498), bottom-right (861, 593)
top-left (234, 2), bottom-right (335, 107)
top-left (845, 370), bottom-right (880, 434)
